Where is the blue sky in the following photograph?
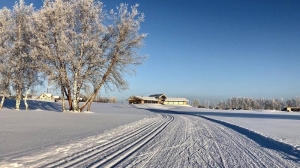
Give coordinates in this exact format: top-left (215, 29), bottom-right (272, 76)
top-left (1, 0), bottom-right (300, 103)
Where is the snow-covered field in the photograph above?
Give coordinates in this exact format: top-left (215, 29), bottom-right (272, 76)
top-left (0, 101), bottom-right (299, 167)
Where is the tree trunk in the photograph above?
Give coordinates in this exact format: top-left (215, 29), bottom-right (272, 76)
top-left (79, 58), bottom-right (118, 112)
top-left (87, 101), bottom-right (92, 112)
top-left (15, 89), bottom-right (21, 110)
top-left (61, 67), bottom-right (73, 111)
top-left (0, 95), bottom-right (5, 109)
top-left (80, 91), bottom-right (97, 112)
top-left (72, 76), bottom-right (78, 112)
top-left (76, 85), bottom-right (81, 112)
top-left (67, 92), bottom-right (73, 111)
top-left (61, 86), bottom-right (66, 112)
top-left (24, 89), bottom-right (30, 110)
top-left (63, 88), bottom-right (73, 111)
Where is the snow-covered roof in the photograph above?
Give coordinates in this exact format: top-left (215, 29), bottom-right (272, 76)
top-left (149, 94), bottom-right (166, 98)
top-left (134, 96), bottom-right (158, 101)
top-left (44, 93), bottom-right (53, 97)
top-left (37, 93), bottom-right (53, 99)
top-left (165, 98), bottom-right (189, 102)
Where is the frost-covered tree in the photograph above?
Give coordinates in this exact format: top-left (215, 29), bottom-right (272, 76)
top-left (279, 98), bottom-right (285, 110)
top-left (79, 3), bottom-right (147, 112)
top-left (109, 96), bottom-right (117, 103)
top-left (33, 0), bottom-right (106, 111)
top-left (293, 97), bottom-right (300, 107)
top-left (217, 101), bottom-right (226, 109)
top-left (22, 69), bottom-right (44, 110)
top-left (204, 100), bottom-right (210, 109)
top-left (0, 0), bottom-right (38, 110)
top-left (0, 71), bottom-right (11, 109)
top-left (286, 99), bottom-right (292, 107)
top-left (34, 0), bottom-right (72, 111)
top-left (34, 1), bottom-right (146, 112)
top-left (192, 99), bottom-right (201, 107)
top-left (226, 99), bottom-right (232, 109)
top-left (0, 7), bottom-right (12, 109)
top-left (0, 9), bottom-right (11, 108)
top-left (218, 97), bottom-right (290, 111)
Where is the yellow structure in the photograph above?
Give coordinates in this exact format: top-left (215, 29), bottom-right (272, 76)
top-left (286, 107), bottom-right (300, 112)
top-left (37, 93), bottom-right (54, 101)
top-left (128, 94), bottom-right (188, 105)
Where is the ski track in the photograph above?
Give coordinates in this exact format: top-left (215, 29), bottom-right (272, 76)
top-left (1, 111), bottom-right (299, 168)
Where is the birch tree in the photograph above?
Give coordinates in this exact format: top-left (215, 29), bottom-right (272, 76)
top-left (33, 0), bottom-right (73, 111)
top-left (33, 1), bottom-right (147, 112)
top-left (79, 3), bottom-right (147, 112)
top-left (0, 71), bottom-right (11, 109)
top-left (192, 99), bottom-right (201, 107)
top-left (0, 7), bottom-right (12, 109)
top-left (0, 0), bottom-right (37, 110)
top-left (22, 69), bottom-right (43, 110)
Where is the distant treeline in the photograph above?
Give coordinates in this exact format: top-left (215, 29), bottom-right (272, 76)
top-left (192, 97), bottom-right (300, 110)
top-left (80, 95), bottom-right (117, 103)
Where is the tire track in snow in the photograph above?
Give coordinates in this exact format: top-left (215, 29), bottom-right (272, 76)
top-left (200, 121), bottom-right (229, 168)
top-left (87, 115), bottom-right (173, 168)
top-left (0, 114), bottom-right (172, 168)
top-left (191, 115), bottom-right (299, 167)
top-left (199, 118), bottom-right (263, 168)
top-left (43, 118), bottom-right (163, 167)
top-left (121, 114), bottom-right (201, 167)
top-left (50, 115), bottom-right (173, 168)
top-left (135, 118), bottom-right (179, 167)
top-left (182, 115), bottom-right (228, 168)
top-left (207, 119), bottom-right (288, 167)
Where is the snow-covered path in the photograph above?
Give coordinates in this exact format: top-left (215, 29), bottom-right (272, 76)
top-left (2, 109), bottom-right (299, 167)
top-left (121, 111), bottom-right (299, 168)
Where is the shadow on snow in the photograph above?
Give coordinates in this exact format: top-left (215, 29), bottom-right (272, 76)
top-left (2, 99), bottom-right (62, 112)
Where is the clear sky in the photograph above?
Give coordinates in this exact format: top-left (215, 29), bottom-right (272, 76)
top-left (1, 0), bottom-right (300, 103)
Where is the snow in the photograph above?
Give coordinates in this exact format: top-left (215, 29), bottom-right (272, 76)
top-left (0, 100), bottom-right (153, 159)
top-left (149, 105), bottom-right (300, 149)
top-left (0, 101), bottom-right (299, 167)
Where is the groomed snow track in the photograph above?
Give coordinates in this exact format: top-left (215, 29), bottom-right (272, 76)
top-left (1, 109), bottom-right (299, 167)
top-left (44, 114), bottom-right (173, 168)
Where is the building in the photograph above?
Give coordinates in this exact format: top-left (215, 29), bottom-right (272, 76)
top-left (36, 93), bottom-right (55, 101)
top-left (128, 94), bottom-right (189, 105)
top-left (283, 107), bottom-right (300, 112)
